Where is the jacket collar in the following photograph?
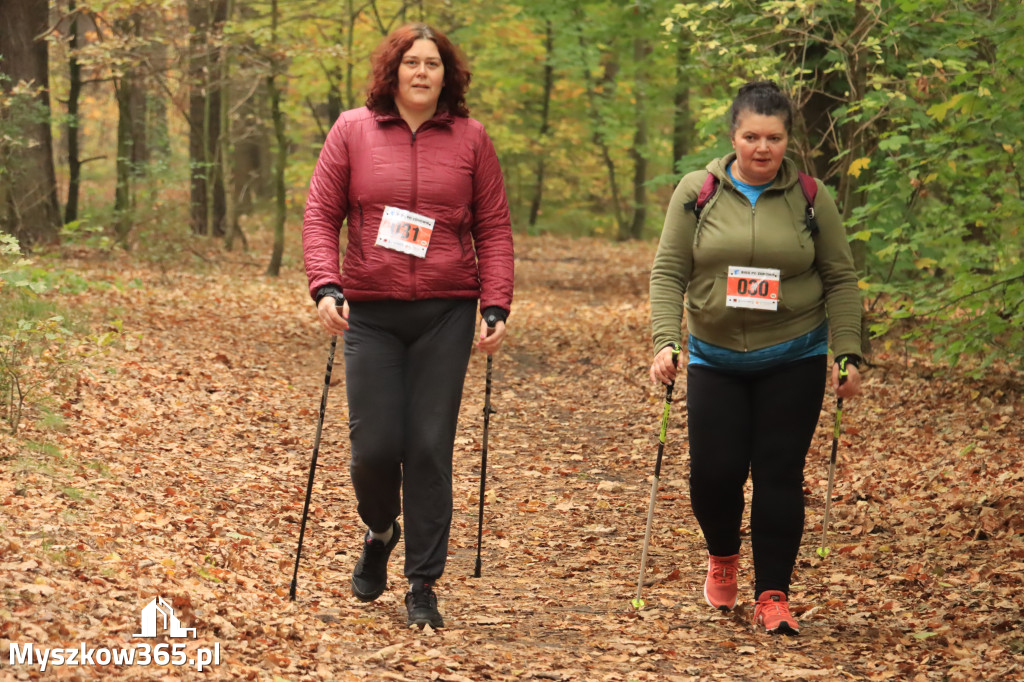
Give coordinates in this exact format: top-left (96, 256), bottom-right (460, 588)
top-left (372, 108), bottom-right (456, 129)
top-left (708, 153), bottom-right (799, 190)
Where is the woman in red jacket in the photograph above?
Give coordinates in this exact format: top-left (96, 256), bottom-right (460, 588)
top-left (302, 23), bottom-right (514, 629)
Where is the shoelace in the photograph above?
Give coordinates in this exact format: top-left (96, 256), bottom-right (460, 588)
top-left (757, 598), bottom-right (791, 621)
top-left (712, 563), bottom-right (736, 584)
top-left (411, 585), bottom-right (437, 609)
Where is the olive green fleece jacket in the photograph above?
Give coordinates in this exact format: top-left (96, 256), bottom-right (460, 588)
top-left (650, 154), bottom-right (862, 358)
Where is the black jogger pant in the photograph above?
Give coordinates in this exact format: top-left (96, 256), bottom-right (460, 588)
top-left (686, 354), bottom-right (827, 598)
top-left (343, 298), bottom-right (476, 584)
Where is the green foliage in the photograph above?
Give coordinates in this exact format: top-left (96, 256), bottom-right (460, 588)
top-left (37, 0), bottom-right (1023, 372)
top-left (664, 0), bottom-right (1024, 370)
top-left (0, 236), bottom-right (121, 434)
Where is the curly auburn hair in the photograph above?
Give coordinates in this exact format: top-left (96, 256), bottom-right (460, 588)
top-left (365, 23), bottom-right (471, 118)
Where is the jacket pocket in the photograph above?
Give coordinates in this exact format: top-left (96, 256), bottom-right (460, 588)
top-left (459, 205), bottom-right (473, 257)
top-left (685, 273), bottom-right (724, 312)
top-left (778, 270), bottom-right (823, 313)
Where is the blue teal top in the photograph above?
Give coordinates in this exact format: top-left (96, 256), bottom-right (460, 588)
top-left (727, 163), bottom-right (773, 207)
top-left (689, 321), bottom-right (829, 371)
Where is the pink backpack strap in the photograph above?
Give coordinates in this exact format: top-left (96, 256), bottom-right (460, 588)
top-left (797, 171), bottom-right (820, 233)
top-left (690, 172), bottom-right (719, 218)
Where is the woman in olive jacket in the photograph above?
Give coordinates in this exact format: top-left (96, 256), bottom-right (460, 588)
top-left (649, 81), bottom-right (863, 635)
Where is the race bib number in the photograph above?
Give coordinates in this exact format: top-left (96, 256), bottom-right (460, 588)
top-left (726, 266), bottom-right (781, 311)
top-left (375, 206), bottom-right (435, 259)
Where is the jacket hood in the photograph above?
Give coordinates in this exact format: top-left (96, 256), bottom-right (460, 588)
top-left (706, 153), bottom-right (801, 191)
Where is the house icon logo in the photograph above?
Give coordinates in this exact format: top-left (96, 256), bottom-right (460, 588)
top-left (132, 597), bottom-right (197, 639)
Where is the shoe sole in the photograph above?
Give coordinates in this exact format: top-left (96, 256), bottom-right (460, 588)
top-left (351, 583), bottom-right (386, 602)
top-left (408, 617), bottom-right (445, 629)
top-left (763, 621), bottom-right (800, 636)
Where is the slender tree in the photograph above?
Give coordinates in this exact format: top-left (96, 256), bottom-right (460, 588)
top-left (265, 0), bottom-right (286, 276)
top-left (528, 19), bottom-right (554, 228)
top-left (188, 0), bottom-right (228, 237)
top-left (0, 0), bottom-right (62, 246)
top-left (65, 0), bottom-right (83, 225)
top-left (624, 11), bottom-right (651, 241)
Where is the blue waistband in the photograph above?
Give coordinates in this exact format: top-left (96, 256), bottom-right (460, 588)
top-left (688, 322), bottom-right (829, 372)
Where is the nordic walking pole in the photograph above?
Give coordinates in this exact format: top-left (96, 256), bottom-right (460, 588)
top-left (817, 356), bottom-right (850, 560)
top-left (632, 344), bottom-right (681, 610)
top-left (290, 335), bottom-right (338, 600)
top-left (473, 318), bottom-right (498, 578)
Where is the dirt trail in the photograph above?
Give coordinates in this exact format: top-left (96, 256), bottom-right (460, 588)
top-left (1, 236), bottom-right (1022, 681)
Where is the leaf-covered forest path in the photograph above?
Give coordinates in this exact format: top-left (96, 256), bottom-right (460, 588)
top-left (2, 236), bottom-right (1023, 681)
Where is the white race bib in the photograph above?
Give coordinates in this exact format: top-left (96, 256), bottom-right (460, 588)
top-left (375, 206), bottom-right (435, 259)
top-left (726, 266), bottom-right (781, 311)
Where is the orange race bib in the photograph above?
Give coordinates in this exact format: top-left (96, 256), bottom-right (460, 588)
top-left (375, 206), bottom-right (435, 259)
top-left (726, 266), bottom-right (780, 311)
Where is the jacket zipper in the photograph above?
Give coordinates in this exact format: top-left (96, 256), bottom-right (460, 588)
top-left (409, 127), bottom-right (419, 299)
top-left (743, 196), bottom-right (756, 352)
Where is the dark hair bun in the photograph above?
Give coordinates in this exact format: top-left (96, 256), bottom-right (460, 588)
top-left (729, 80), bottom-right (793, 134)
top-left (737, 80), bottom-right (782, 96)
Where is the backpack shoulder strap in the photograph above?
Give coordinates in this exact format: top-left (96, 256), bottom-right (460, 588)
top-left (685, 172), bottom-right (719, 219)
top-left (797, 171), bottom-right (820, 233)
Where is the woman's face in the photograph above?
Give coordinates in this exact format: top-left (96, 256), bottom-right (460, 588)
top-left (730, 110), bottom-right (789, 185)
top-left (394, 38), bottom-right (444, 117)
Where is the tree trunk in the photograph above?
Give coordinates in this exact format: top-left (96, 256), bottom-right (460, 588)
top-left (265, 0), bottom-right (286, 277)
top-left (65, 0), bottom-right (82, 225)
top-left (188, 0), bottom-right (228, 237)
top-left (0, 0), bottom-right (62, 246)
top-left (574, 11), bottom-right (623, 236)
top-left (114, 77), bottom-right (133, 241)
top-left (150, 40), bottom-right (171, 157)
top-left (672, 25), bottom-right (693, 171)
top-left (624, 32), bottom-right (650, 241)
top-left (528, 20), bottom-right (554, 229)
top-left (114, 13), bottom-right (149, 244)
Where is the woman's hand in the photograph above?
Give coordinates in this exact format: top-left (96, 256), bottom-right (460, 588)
top-left (317, 296), bottom-right (350, 336)
top-left (477, 319), bottom-right (507, 355)
top-left (832, 361), bottom-right (862, 399)
top-left (649, 345), bottom-right (682, 385)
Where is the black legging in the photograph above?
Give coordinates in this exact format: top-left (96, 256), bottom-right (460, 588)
top-left (343, 298), bottom-right (477, 584)
top-left (686, 355), bottom-right (826, 598)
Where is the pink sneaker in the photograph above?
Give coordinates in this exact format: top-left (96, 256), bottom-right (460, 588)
top-left (703, 553), bottom-right (739, 611)
top-left (754, 590), bottom-right (800, 635)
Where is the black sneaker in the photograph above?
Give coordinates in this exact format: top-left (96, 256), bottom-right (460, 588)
top-left (405, 582), bottom-right (444, 629)
top-left (350, 521), bottom-right (400, 602)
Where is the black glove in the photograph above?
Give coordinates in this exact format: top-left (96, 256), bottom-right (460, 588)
top-left (481, 306), bottom-right (506, 329)
top-left (314, 285), bottom-right (345, 309)
top-left (834, 353), bottom-right (861, 370)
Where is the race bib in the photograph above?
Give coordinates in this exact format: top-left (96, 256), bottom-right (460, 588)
top-left (726, 266), bottom-right (781, 311)
top-left (375, 206), bottom-right (435, 259)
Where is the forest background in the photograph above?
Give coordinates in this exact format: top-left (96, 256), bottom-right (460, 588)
top-left (2, 0), bottom-right (1023, 386)
top-left (1, 2), bottom-right (1023, 680)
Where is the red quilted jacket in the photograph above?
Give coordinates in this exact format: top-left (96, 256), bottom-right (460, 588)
top-left (302, 107), bottom-right (514, 315)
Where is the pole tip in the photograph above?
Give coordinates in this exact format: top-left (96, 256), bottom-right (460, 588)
top-left (630, 598), bottom-right (645, 610)
top-left (816, 546), bottom-right (831, 559)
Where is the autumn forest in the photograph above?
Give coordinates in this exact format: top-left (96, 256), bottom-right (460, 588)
top-left (1, 0), bottom-right (1023, 680)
